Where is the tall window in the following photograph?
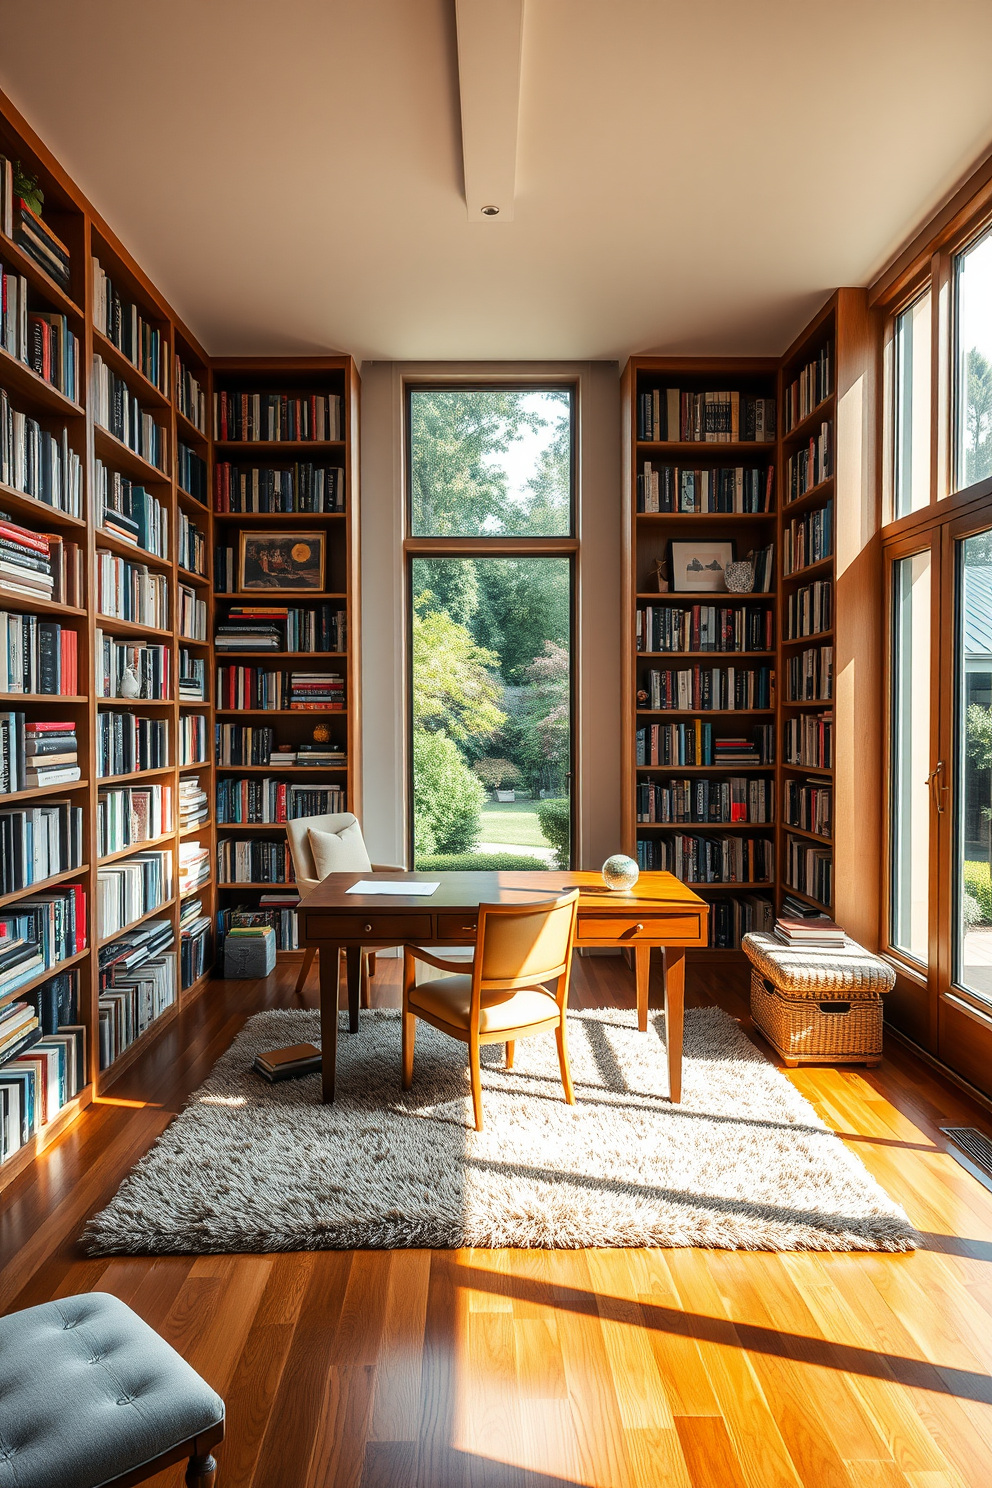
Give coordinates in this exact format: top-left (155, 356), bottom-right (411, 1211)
top-left (891, 551), bottom-right (931, 962)
top-left (955, 228), bottom-right (992, 490)
top-left (955, 529), bottom-right (992, 1002)
top-left (894, 290), bottom-right (931, 517)
top-left (407, 388), bottom-right (576, 870)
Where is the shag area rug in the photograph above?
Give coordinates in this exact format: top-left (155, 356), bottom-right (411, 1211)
top-left (83, 1007), bottom-right (918, 1254)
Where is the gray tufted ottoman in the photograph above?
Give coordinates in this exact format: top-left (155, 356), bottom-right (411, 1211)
top-left (0, 1292), bottom-right (225, 1488)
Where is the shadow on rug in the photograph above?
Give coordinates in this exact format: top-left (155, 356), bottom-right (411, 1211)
top-left (83, 1006), bottom-right (919, 1254)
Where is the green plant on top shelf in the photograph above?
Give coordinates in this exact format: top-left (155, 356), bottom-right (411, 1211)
top-left (14, 163), bottom-right (43, 216)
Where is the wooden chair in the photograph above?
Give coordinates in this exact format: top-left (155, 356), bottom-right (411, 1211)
top-left (402, 891), bottom-right (580, 1131)
top-left (285, 812), bottom-right (404, 999)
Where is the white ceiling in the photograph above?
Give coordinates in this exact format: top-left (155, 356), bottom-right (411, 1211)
top-left (2, 0), bottom-right (991, 363)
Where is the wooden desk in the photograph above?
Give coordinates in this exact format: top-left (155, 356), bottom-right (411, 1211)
top-left (297, 869), bottom-right (708, 1104)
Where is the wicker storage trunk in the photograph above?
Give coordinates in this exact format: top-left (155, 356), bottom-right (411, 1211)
top-left (742, 931), bottom-right (895, 1067)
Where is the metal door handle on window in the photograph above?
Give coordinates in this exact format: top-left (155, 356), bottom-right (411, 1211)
top-left (926, 761), bottom-right (947, 814)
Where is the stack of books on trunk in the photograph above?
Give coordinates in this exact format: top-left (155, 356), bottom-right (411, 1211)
top-left (252, 1039), bottom-right (321, 1084)
top-left (773, 908), bottom-right (845, 948)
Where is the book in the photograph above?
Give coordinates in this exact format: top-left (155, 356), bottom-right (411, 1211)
top-left (253, 1041), bottom-right (321, 1083)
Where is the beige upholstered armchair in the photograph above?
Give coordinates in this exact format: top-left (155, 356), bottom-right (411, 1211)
top-left (285, 812), bottom-right (404, 997)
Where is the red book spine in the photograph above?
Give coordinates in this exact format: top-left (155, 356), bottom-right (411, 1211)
top-left (0, 522), bottom-right (50, 554)
top-left (72, 884), bottom-right (87, 951)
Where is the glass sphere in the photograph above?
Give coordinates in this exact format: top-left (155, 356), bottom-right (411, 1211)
top-left (601, 854), bottom-right (639, 891)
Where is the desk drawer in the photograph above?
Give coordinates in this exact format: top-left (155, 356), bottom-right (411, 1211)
top-left (576, 913), bottom-right (703, 944)
top-left (437, 913), bottom-right (479, 940)
top-left (304, 914), bottom-right (432, 941)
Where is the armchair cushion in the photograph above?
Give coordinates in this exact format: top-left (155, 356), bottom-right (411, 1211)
top-left (308, 820), bottom-right (372, 879)
top-left (409, 974), bottom-right (558, 1034)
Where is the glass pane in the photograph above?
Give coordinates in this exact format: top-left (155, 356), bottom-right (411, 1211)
top-left (409, 388), bottom-right (572, 536)
top-left (955, 529), bottom-right (992, 1000)
top-left (411, 557), bottom-right (572, 868)
top-left (894, 291), bottom-right (931, 517)
top-left (955, 231), bottom-right (992, 491)
top-left (891, 550), bottom-right (931, 962)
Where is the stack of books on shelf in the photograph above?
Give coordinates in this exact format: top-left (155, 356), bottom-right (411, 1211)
top-left (219, 896), bottom-right (300, 952)
top-left (275, 743), bottom-right (346, 769)
top-left (636, 721), bottom-right (774, 768)
top-left (178, 511), bottom-right (206, 575)
top-left (214, 604), bottom-right (345, 651)
top-left (288, 671), bottom-right (344, 711)
top-left (638, 604), bottom-right (773, 653)
top-left (784, 503), bottom-right (833, 574)
top-left (178, 584), bottom-right (207, 641)
top-left (214, 390), bottom-right (342, 442)
top-left (0, 396), bottom-right (83, 515)
top-left (92, 259), bottom-right (167, 393)
top-left (96, 462), bottom-right (168, 555)
top-left (96, 712), bottom-right (168, 778)
top-left (97, 551), bottom-right (168, 627)
top-left (178, 776), bottom-right (209, 830)
top-left (642, 665), bottom-right (773, 711)
top-left (6, 191), bottom-right (71, 293)
top-left (0, 614), bottom-right (77, 694)
top-left (636, 776), bottom-right (772, 825)
top-left (784, 778), bottom-right (833, 838)
top-left (0, 970), bottom-right (86, 1161)
top-left (0, 799), bottom-right (84, 890)
top-left (217, 777), bottom-right (345, 824)
top-left (178, 840), bottom-right (210, 896)
top-left (773, 911), bottom-right (844, 946)
top-left (0, 519), bottom-right (54, 602)
top-left (180, 897), bottom-right (211, 989)
top-left (179, 714), bottom-right (208, 766)
top-left (177, 443), bottom-right (207, 502)
top-left (213, 462), bottom-right (345, 513)
top-left (0, 719), bottom-right (83, 792)
top-left (219, 838), bottom-right (293, 885)
top-left (96, 850), bottom-right (172, 939)
top-left (97, 784), bottom-right (172, 857)
top-left (175, 357), bottom-right (206, 433)
top-left (636, 464), bottom-right (773, 514)
top-left (97, 937), bottom-right (176, 1069)
top-left (786, 423), bottom-right (833, 501)
top-left (636, 389), bottom-right (776, 442)
top-left (712, 731), bottom-right (775, 765)
top-left (96, 634), bottom-right (170, 699)
top-left (214, 608), bottom-right (282, 651)
top-left (784, 347), bottom-right (832, 431)
top-left (92, 356), bottom-right (166, 470)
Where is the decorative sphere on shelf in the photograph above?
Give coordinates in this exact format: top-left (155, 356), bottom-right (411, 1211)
top-left (601, 854), bottom-right (639, 892)
top-left (724, 560), bottom-right (755, 593)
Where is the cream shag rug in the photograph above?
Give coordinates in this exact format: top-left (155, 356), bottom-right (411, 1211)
top-left (83, 1007), bottom-right (918, 1254)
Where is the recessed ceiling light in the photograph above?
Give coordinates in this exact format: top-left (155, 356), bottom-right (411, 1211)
top-left (481, 205), bottom-right (500, 216)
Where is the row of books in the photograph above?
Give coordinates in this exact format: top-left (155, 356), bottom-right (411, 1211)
top-left (176, 357), bottom-right (207, 434)
top-left (178, 584), bottom-right (207, 641)
top-left (635, 833), bottom-right (774, 884)
top-left (218, 897), bottom-right (300, 951)
top-left (97, 550), bottom-right (169, 628)
top-left (641, 666), bottom-right (774, 712)
top-left (0, 260), bottom-right (28, 363)
top-left (784, 779), bottom-right (832, 838)
top-left (636, 722), bottom-right (775, 768)
top-left (97, 711), bottom-right (168, 778)
top-left (180, 897), bottom-right (211, 989)
top-left (636, 464), bottom-right (773, 514)
top-left (98, 936), bottom-right (175, 1070)
top-left (92, 258), bottom-right (168, 393)
top-left (783, 711), bottom-right (833, 769)
top-left (784, 346), bottom-right (832, 432)
top-left (216, 667), bottom-right (344, 711)
top-left (0, 395), bottom-right (83, 515)
top-left (178, 443), bottom-right (207, 503)
top-left (637, 603), bottom-right (772, 655)
top-left (0, 268), bottom-right (80, 402)
top-left (214, 605), bottom-right (346, 653)
top-left (214, 391), bottom-right (342, 443)
top-left (179, 777), bottom-right (208, 830)
top-left (786, 421), bottom-right (832, 502)
top-left (92, 357), bottom-right (166, 470)
top-left (218, 838), bottom-right (293, 885)
top-left (0, 797), bottom-right (84, 891)
top-left (213, 462), bottom-right (345, 513)
top-left (0, 520), bottom-right (81, 606)
top-left (637, 389), bottom-right (776, 443)
top-left (0, 970), bottom-right (84, 1162)
top-left (786, 646), bottom-right (833, 703)
top-left (786, 579), bottom-right (832, 640)
top-left (0, 614), bottom-right (77, 695)
top-left (97, 785), bottom-right (173, 858)
top-left (0, 170), bottom-right (71, 291)
top-left (179, 649), bottom-right (206, 701)
top-left (635, 776), bottom-right (773, 825)
top-left (178, 714), bottom-right (209, 766)
top-left (707, 893), bottom-right (775, 949)
top-left (0, 717), bottom-right (79, 792)
top-left (216, 778), bottom-right (345, 824)
top-left (96, 633), bottom-right (170, 699)
top-left (178, 512), bottom-right (206, 576)
top-left (179, 840), bottom-right (210, 896)
top-left (784, 835), bottom-right (832, 907)
top-left (97, 462), bottom-right (167, 556)
top-left (1, 891), bottom-right (86, 979)
top-left (783, 501), bottom-right (833, 576)
top-left (97, 851), bottom-right (172, 939)
top-left (268, 745), bottom-right (345, 767)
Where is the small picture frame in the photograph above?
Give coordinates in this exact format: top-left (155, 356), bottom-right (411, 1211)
top-left (238, 531), bottom-right (326, 593)
top-left (668, 539), bottom-right (735, 593)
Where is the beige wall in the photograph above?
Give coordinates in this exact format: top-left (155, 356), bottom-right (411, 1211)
top-left (358, 360), bottom-right (621, 871)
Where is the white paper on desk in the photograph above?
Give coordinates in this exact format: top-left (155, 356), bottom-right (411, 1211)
top-left (346, 880), bottom-right (440, 896)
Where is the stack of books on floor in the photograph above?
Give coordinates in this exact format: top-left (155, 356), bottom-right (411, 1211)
top-left (96, 462), bottom-right (168, 556)
top-left (180, 897), bottom-right (211, 989)
top-left (96, 711), bottom-right (168, 777)
top-left (773, 906), bottom-right (846, 947)
top-left (0, 615), bottom-right (78, 694)
top-left (253, 1040), bottom-right (321, 1084)
top-left (289, 672), bottom-right (344, 711)
top-left (0, 801), bottom-right (85, 890)
top-left (95, 634), bottom-right (171, 699)
top-left (214, 608), bottom-right (284, 652)
top-left (0, 968), bottom-right (86, 1161)
top-left (96, 850), bottom-right (172, 939)
top-left (178, 776), bottom-right (209, 830)
top-left (97, 784), bottom-right (173, 856)
top-left (178, 840), bottom-right (210, 896)
top-left (0, 720), bottom-right (82, 793)
top-left (178, 649), bottom-right (206, 700)
top-left (0, 398), bottom-right (84, 515)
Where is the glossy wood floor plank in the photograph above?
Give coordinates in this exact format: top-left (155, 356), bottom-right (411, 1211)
top-left (2, 955), bottom-right (992, 1487)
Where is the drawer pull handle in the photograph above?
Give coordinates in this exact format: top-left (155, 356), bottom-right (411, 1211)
top-left (635, 923), bottom-right (644, 932)
top-left (462, 923), bottom-right (477, 931)
top-left (364, 923), bottom-right (373, 933)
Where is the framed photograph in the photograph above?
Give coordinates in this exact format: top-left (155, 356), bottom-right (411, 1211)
top-left (668, 539), bottom-right (735, 593)
top-left (238, 531), bottom-right (326, 593)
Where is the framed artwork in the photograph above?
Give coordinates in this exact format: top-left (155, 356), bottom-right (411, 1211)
top-left (238, 531), bottom-right (326, 593)
top-left (668, 539), bottom-right (735, 593)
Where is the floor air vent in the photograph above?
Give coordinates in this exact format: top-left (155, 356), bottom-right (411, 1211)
top-left (941, 1127), bottom-right (992, 1194)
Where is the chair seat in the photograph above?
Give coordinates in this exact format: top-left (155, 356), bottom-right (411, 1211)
top-left (0, 1292), bottom-right (225, 1488)
top-left (409, 974), bottom-right (559, 1033)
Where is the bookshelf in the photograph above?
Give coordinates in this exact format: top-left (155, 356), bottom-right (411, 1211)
top-left (210, 357), bottom-right (361, 959)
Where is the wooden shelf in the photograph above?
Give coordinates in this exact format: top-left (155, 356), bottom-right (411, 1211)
top-left (634, 821), bottom-right (774, 832)
top-left (0, 343), bottom-right (84, 418)
top-left (97, 896), bottom-right (176, 949)
top-left (0, 479), bottom-right (86, 531)
top-left (636, 510), bottom-right (775, 522)
top-left (0, 692), bottom-right (86, 703)
top-left (782, 630), bottom-right (833, 646)
top-left (178, 568), bottom-right (210, 587)
top-left (93, 426), bottom-right (169, 486)
top-left (97, 528), bottom-right (171, 569)
top-left (781, 762), bottom-right (833, 776)
top-left (0, 1084), bottom-right (92, 1192)
top-left (215, 763), bottom-right (347, 773)
top-left (782, 556), bottom-right (833, 583)
top-left (98, 764), bottom-right (173, 784)
top-left (782, 697), bottom-right (833, 708)
top-left (0, 229), bottom-right (83, 318)
top-left (636, 591), bottom-right (776, 601)
top-left (212, 510), bottom-right (346, 522)
top-left (215, 708), bottom-right (346, 717)
top-left (97, 999), bottom-right (180, 1090)
top-left (214, 650), bottom-right (347, 659)
top-left (0, 586), bottom-right (85, 618)
top-left (782, 884), bottom-right (832, 913)
top-left (179, 761), bottom-right (210, 772)
top-left (93, 330), bottom-right (171, 410)
top-left (0, 779), bottom-right (87, 804)
top-left (215, 592), bottom-right (346, 602)
top-left (636, 763), bottom-right (776, 772)
top-left (95, 615), bottom-right (171, 639)
top-left (0, 947), bottom-right (90, 1012)
top-left (636, 708), bottom-right (775, 717)
top-left (98, 831), bottom-right (176, 866)
top-left (175, 407), bottom-right (208, 444)
top-left (782, 822), bottom-right (833, 844)
top-left (216, 821), bottom-right (289, 831)
top-left (0, 865), bottom-right (88, 914)
top-left (635, 440), bottom-right (776, 456)
top-left (180, 820), bottom-right (212, 838)
top-left (637, 650), bottom-right (775, 659)
top-left (214, 440), bottom-right (344, 452)
top-left (782, 476), bottom-right (834, 516)
top-left (176, 486), bottom-right (210, 514)
top-left (781, 393), bottom-right (835, 445)
top-left (96, 698), bottom-right (173, 709)
top-left (217, 881), bottom-right (296, 890)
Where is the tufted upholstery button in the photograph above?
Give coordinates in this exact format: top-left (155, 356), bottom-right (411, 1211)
top-left (116, 1396), bottom-right (132, 1406)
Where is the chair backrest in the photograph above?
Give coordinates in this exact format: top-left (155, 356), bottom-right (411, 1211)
top-left (477, 891), bottom-right (580, 988)
top-left (285, 812), bottom-right (370, 894)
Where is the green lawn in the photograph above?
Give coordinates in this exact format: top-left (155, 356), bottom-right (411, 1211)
top-left (479, 801), bottom-right (548, 849)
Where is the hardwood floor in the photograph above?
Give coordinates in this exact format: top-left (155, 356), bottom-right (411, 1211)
top-left (2, 953), bottom-right (992, 1488)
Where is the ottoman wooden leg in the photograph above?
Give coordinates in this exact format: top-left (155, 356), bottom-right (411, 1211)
top-left (186, 1451), bottom-right (218, 1487)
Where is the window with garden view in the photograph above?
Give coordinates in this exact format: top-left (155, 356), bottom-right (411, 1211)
top-left (408, 388), bottom-right (574, 871)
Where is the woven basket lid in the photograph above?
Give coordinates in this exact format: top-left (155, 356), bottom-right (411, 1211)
top-left (742, 931), bottom-right (896, 995)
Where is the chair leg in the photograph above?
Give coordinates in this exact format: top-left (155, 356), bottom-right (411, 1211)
top-left (555, 1016), bottom-right (575, 1105)
top-left (360, 950), bottom-right (371, 1009)
top-left (295, 946), bottom-right (316, 996)
top-left (402, 950), bottom-right (416, 1089)
top-left (505, 1040), bottom-right (515, 1069)
top-left (186, 1452), bottom-right (218, 1488)
top-left (469, 1033), bottom-right (484, 1131)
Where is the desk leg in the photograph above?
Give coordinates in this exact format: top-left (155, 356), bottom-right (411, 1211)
top-left (319, 941), bottom-right (341, 1104)
top-left (346, 946), bottom-right (362, 1033)
top-left (663, 947), bottom-right (685, 1103)
top-left (635, 944), bottom-right (651, 1032)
